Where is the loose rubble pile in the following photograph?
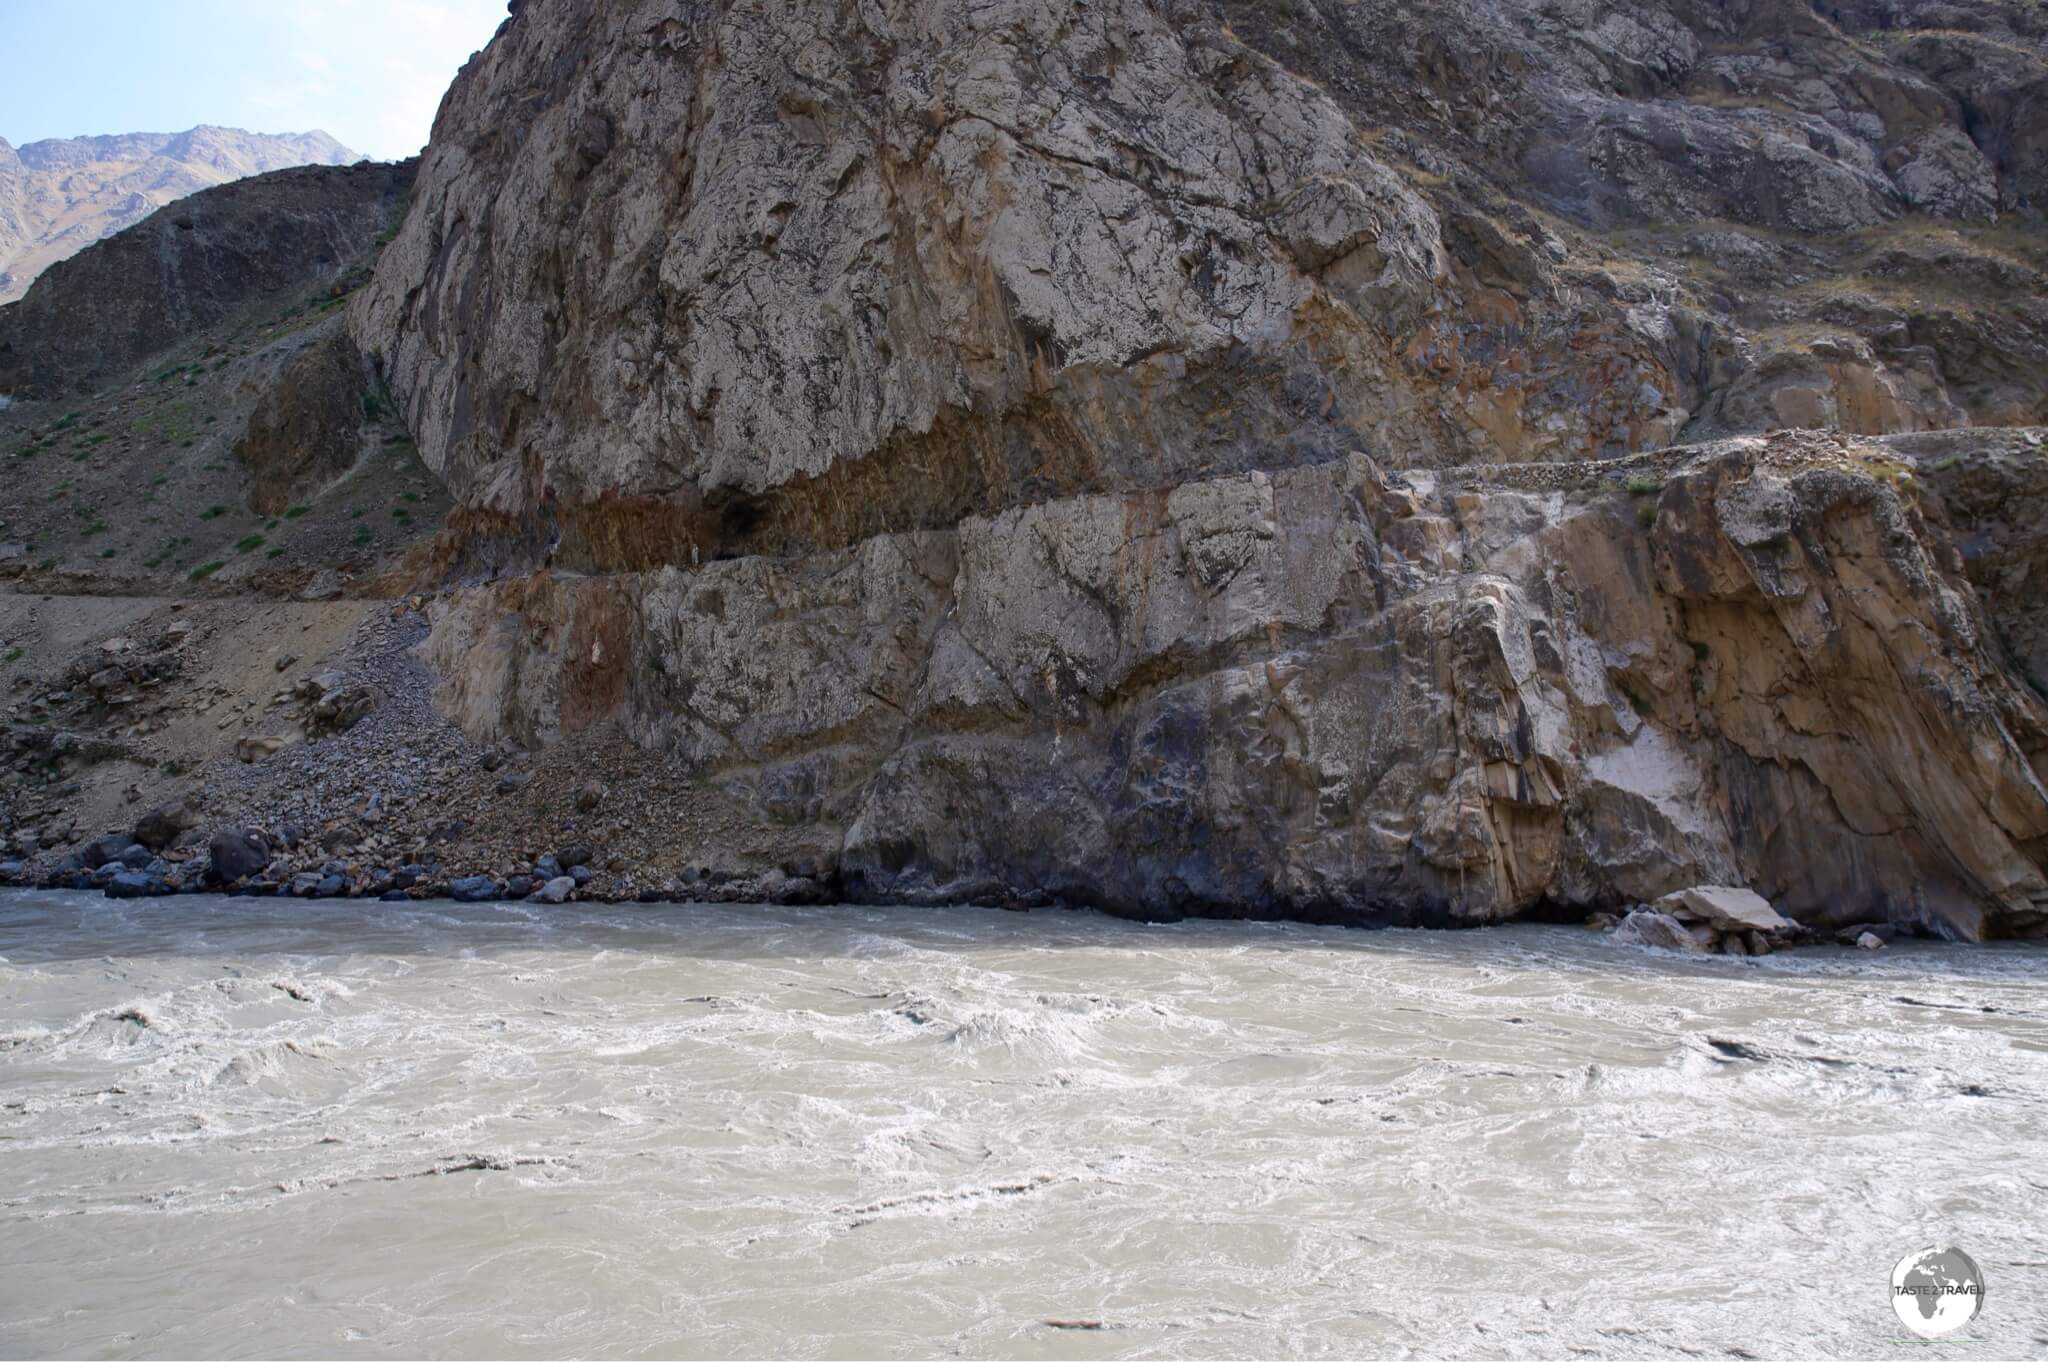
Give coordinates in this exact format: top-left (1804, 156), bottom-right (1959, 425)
top-left (0, 837), bottom-right (1918, 956)
top-left (0, 602), bottom-right (839, 907)
top-left (1, 811), bottom-right (836, 910)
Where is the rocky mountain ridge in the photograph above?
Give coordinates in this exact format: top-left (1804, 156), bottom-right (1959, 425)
top-left (0, 125), bottom-right (357, 303)
top-left (3, 0), bottom-right (2048, 942)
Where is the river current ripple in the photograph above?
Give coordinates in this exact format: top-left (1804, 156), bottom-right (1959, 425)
top-left (0, 891), bottom-right (2043, 1358)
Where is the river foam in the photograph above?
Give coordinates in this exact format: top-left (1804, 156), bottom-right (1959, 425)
top-left (0, 891), bottom-right (2042, 1358)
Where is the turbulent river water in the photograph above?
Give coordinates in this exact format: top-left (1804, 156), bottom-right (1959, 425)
top-left (0, 891), bottom-right (2043, 1359)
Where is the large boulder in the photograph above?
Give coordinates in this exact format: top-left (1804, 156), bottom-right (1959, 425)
top-left (1613, 910), bottom-right (1713, 953)
top-left (63, 832), bottom-right (139, 873)
top-left (206, 829), bottom-right (271, 885)
top-left (529, 876), bottom-right (576, 905)
top-left (132, 796), bottom-right (201, 852)
top-left (1653, 887), bottom-right (1794, 935)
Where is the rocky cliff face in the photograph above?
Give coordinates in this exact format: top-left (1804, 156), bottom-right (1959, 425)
top-left (346, 0), bottom-right (2048, 936)
top-left (0, 127), bottom-right (358, 303)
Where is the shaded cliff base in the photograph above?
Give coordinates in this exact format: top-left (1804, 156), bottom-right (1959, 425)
top-left (6, 428), bottom-right (2048, 945)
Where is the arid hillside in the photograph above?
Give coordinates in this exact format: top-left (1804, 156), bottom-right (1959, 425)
top-left (0, 125), bottom-right (357, 303)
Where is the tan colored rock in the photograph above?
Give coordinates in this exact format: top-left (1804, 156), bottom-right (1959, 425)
top-left (235, 733), bottom-right (301, 763)
top-left (1654, 886), bottom-right (1793, 935)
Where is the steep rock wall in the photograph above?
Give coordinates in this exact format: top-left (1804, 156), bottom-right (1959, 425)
top-left (358, 0), bottom-right (2048, 936)
top-left (420, 429), bottom-right (2048, 938)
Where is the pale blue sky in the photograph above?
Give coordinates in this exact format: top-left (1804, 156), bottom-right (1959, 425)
top-left (0, 0), bottom-right (509, 161)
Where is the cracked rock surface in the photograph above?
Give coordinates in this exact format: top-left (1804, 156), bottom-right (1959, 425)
top-left (10, 0), bottom-right (2048, 940)
top-left (337, 0), bottom-right (2048, 937)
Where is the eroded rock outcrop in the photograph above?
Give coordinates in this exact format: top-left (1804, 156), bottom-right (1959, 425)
top-left (417, 429), bottom-right (2048, 938)
top-left (355, 0), bottom-right (2048, 937)
top-left (234, 321), bottom-right (380, 514)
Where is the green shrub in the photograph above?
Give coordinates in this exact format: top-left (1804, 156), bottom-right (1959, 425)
top-left (189, 561), bottom-right (225, 581)
top-left (285, 504), bottom-right (311, 519)
top-left (1624, 476), bottom-right (1662, 497)
top-left (198, 504), bottom-right (226, 520)
top-left (235, 534), bottom-right (265, 554)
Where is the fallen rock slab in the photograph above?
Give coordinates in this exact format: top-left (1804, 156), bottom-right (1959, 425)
top-left (1654, 886), bottom-right (1793, 935)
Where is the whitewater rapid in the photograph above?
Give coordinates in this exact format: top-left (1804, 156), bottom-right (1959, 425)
top-left (0, 891), bottom-right (2042, 1358)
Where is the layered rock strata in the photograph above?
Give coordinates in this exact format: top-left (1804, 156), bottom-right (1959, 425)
top-left (335, 0), bottom-right (2048, 936)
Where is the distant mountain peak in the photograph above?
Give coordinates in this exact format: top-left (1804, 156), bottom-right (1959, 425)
top-left (0, 125), bottom-right (360, 302)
